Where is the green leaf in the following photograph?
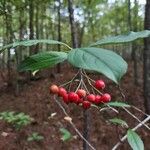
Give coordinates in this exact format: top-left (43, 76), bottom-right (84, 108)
top-left (18, 51), bottom-right (67, 72)
top-left (127, 129), bottom-right (144, 150)
top-left (0, 39), bottom-right (71, 53)
top-left (67, 47), bottom-right (127, 83)
top-left (109, 118), bottom-right (128, 127)
top-left (107, 101), bottom-right (131, 107)
top-left (59, 128), bottom-right (72, 142)
top-left (90, 30), bottom-right (150, 47)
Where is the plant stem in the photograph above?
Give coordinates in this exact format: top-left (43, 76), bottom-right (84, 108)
top-left (112, 115), bottom-right (150, 150)
top-left (53, 95), bottom-right (96, 150)
top-left (122, 107), bottom-right (150, 130)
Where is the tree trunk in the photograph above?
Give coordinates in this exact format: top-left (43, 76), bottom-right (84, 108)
top-left (144, 0), bottom-right (150, 114)
top-left (68, 1), bottom-right (90, 150)
top-left (132, 0), bottom-right (139, 85)
top-left (128, 0), bottom-right (131, 31)
top-left (4, 1), bottom-right (13, 87)
top-left (29, 0), bottom-right (34, 55)
top-left (57, 0), bottom-right (62, 73)
top-left (35, 1), bottom-right (39, 53)
top-left (68, 0), bottom-right (78, 48)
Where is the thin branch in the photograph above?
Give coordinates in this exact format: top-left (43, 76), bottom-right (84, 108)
top-left (112, 115), bottom-right (150, 150)
top-left (75, 78), bottom-right (82, 93)
top-left (117, 85), bottom-right (126, 101)
top-left (122, 107), bottom-right (150, 130)
top-left (53, 95), bottom-right (96, 150)
top-left (131, 105), bottom-right (149, 117)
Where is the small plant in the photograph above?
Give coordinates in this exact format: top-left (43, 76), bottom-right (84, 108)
top-left (27, 132), bottom-right (44, 142)
top-left (59, 128), bottom-right (72, 142)
top-left (0, 111), bottom-right (33, 130)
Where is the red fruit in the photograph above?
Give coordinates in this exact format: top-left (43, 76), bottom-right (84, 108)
top-left (58, 87), bottom-right (67, 97)
top-left (101, 93), bottom-right (111, 103)
top-left (82, 101), bottom-right (91, 109)
top-left (87, 94), bottom-right (96, 103)
top-left (95, 95), bottom-right (101, 104)
top-left (62, 93), bottom-right (69, 104)
top-left (50, 85), bottom-right (59, 94)
top-left (94, 80), bottom-right (105, 90)
top-left (76, 98), bottom-right (84, 105)
top-left (68, 92), bottom-right (79, 103)
top-left (77, 89), bottom-right (86, 98)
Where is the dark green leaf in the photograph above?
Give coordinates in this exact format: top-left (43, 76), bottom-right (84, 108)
top-left (107, 101), bottom-right (131, 107)
top-left (18, 51), bottom-right (67, 72)
top-left (90, 30), bottom-right (150, 47)
top-left (109, 118), bottom-right (128, 127)
top-left (67, 47), bottom-right (127, 83)
top-left (0, 39), bottom-right (71, 53)
top-left (127, 129), bottom-right (144, 150)
top-left (59, 128), bottom-right (72, 142)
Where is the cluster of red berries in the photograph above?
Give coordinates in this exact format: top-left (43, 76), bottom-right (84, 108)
top-left (49, 80), bottom-right (111, 109)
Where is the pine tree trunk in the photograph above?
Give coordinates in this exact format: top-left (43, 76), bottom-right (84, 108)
top-left (4, 1), bottom-right (13, 87)
top-left (132, 0), bottom-right (139, 85)
top-left (144, 0), bottom-right (150, 114)
top-left (35, 1), bottom-right (39, 53)
top-left (68, 0), bottom-right (78, 48)
top-left (68, 1), bottom-right (90, 150)
top-left (57, 0), bottom-right (62, 73)
top-left (29, 0), bottom-right (34, 55)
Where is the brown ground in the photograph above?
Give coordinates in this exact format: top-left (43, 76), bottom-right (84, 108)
top-left (0, 63), bottom-right (149, 150)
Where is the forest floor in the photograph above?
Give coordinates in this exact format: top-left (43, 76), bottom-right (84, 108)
top-left (0, 62), bottom-right (149, 150)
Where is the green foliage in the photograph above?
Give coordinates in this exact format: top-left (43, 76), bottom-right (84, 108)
top-left (90, 30), bottom-right (150, 47)
top-left (127, 129), bottom-right (144, 150)
top-left (0, 111), bottom-right (32, 130)
top-left (27, 132), bottom-right (44, 142)
top-left (59, 128), bottom-right (72, 142)
top-left (68, 47), bottom-right (127, 83)
top-left (107, 101), bottom-right (131, 108)
top-left (0, 39), bottom-right (71, 53)
top-left (18, 51), bottom-right (68, 72)
top-left (2, 30), bottom-right (150, 84)
top-left (109, 118), bottom-right (128, 128)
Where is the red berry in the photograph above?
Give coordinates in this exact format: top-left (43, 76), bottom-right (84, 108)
top-left (58, 87), bottom-right (67, 97)
top-left (50, 85), bottom-right (59, 94)
top-left (101, 93), bottom-right (111, 103)
top-left (94, 80), bottom-right (105, 90)
top-left (82, 101), bottom-right (91, 109)
top-left (78, 98), bottom-right (84, 104)
top-left (68, 92), bottom-right (79, 103)
top-left (87, 94), bottom-right (96, 103)
top-left (76, 98), bottom-right (83, 105)
top-left (62, 93), bottom-right (69, 104)
top-left (95, 95), bottom-right (101, 104)
top-left (77, 89), bottom-right (86, 98)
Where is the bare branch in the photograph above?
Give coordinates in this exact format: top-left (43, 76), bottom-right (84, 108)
top-left (112, 115), bottom-right (150, 150)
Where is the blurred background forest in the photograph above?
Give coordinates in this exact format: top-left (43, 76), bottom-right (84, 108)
top-left (0, 0), bottom-right (150, 150)
top-left (0, 0), bottom-right (147, 93)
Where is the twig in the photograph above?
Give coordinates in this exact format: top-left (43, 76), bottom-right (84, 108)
top-left (112, 115), bottom-right (150, 150)
top-left (68, 70), bottom-right (80, 91)
top-left (53, 95), bottom-right (96, 150)
top-left (117, 85), bottom-right (126, 101)
top-left (81, 80), bottom-right (90, 94)
top-left (131, 105), bottom-right (149, 117)
top-left (122, 107), bottom-right (150, 130)
top-left (75, 78), bottom-right (82, 93)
